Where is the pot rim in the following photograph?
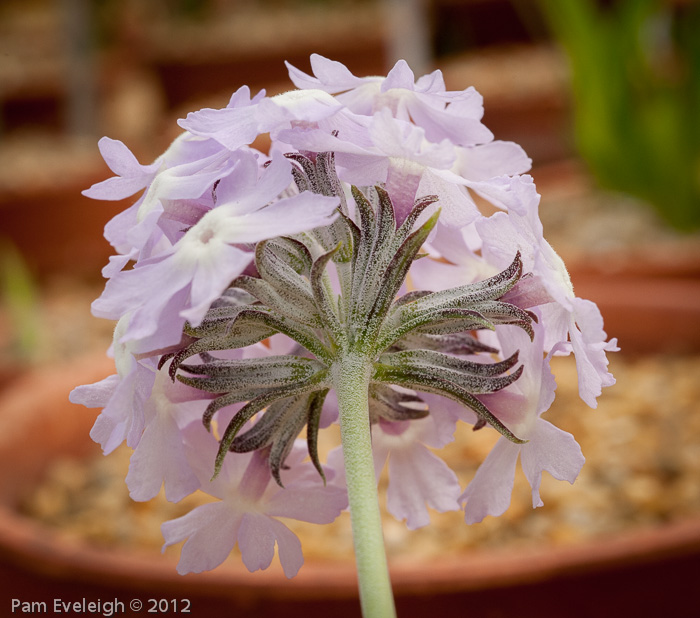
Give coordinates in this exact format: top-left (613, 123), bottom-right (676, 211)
top-left (2, 493), bottom-right (700, 600)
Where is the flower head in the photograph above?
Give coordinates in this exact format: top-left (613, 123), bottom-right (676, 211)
top-left (168, 171), bottom-right (535, 487)
top-left (73, 54), bottom-right (616, 584)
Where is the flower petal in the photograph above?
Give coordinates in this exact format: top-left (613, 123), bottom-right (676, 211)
top-left (520, 419), bottom-right (585, 508)
top-left (162, 502), bottom-right (242, 575)
top-left (460, 437), bottom-right (520, 523)
top-left (387, 444), bottom-right (461, 529)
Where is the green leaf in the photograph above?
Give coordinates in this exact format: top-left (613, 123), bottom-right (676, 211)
top-left (178, 355), bottom-right (326, 395)
top-left (381, 348), bottom-right (520, 377)
top-left (254, 241), bottom-right (321, 324)
top-left (306, 389), bottom-right (330, 482)
top-left (231, 392), bottom-right (324, 486)
top-left (392, 331), bottom-right (498, 355)
top-left (389, 252), bottom-right (523, 322)
top-left (167, 319), bottom-right (276, 380)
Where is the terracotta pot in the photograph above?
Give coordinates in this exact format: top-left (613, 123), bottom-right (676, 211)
top-left (569, 248), bottom-right (700, 355)
top-left (1, 284), bottom-right (700, 618)
top-left (0, 180), bottom-right (128, 282)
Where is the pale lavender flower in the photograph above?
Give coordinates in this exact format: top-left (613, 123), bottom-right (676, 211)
top-left (125, 361), bottom-right (207, 503)
top-left (126, 145), bottom-right (235, 254)
top-left (83, 136), bottom-right (162, 201)
top-left (69, 315), bottom-right (154, 453)
top-left (474, 175), bottom-right (618, 407)
top-left (454, 141), bottom-right (532, 183)
top-left (372, 412), bottom-right (462, 530)
top-left (281, 108), bottom-right (483, 226)
top-left (460, 323), bottom-right (585, 523)
top-left (161, 421), bottom-right (347, 577)
top-left (180, 87), bottom-right (343, 152)
top-left (286, 54), bottom-right (493, 147)
top-left (170, 85), bottom-right (267, 153)
top-left (91, 151), bottom-right (338, 352)
top-left (86, 133), bottom-right (234, 262)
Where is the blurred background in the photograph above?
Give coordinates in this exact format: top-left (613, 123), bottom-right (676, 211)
top-left (1, 1), bottom-right (700, 616)
top-left (2, 0), bottom-right (699, 281)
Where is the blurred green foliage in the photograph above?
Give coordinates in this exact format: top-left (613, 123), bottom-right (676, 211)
top-left (0, 241), bottom-right (40, 362)
top-left (537, 0), bottom-right (700, 230)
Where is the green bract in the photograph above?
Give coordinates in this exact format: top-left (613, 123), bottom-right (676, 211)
top-left (162, 153), bottom-right (535, 485)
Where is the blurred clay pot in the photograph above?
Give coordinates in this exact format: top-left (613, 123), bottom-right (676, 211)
top-left (569, 248), bottom-right (700, 355)
top-left (0, 179), bottom-right (126, 282)
top-left (1, 282), bottom-right (700, 618)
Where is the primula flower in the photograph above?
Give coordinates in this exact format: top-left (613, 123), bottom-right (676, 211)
top-left (461, 323), bottom-right (585, 523)
top-left (126, 145), bottom-right (235, 254)
top-left (125, 361), bottom-right (207, 503)
top-left (474, 175), bottom-right (618, 406)
top-left (91, 151), bottom-right (339, 351)
top-left (83, 136), bottom-right (163, 202)
top-left (371, 411), bottom-right (462, 530)
top-left (454, 140), bottom-right (532, 183)
top-left (69, 314), bottom-right (154, 453)
top-left (286, 54), bottom-right (493, 147)
top-left (161, 420), bottom-right (347, 577)
top-left (179, 86), bottom-right (343, 152)
top-left (280, 108), bottom-right (472, 225)
top-left (86, 133), bottom-right (233, 259)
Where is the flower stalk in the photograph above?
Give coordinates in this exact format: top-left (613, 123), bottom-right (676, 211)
top-left (333, 353), bottom-right (396, 618)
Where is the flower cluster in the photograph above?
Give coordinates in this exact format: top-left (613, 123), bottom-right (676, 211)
top-left (71, 54), bottom-right (617, 578)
